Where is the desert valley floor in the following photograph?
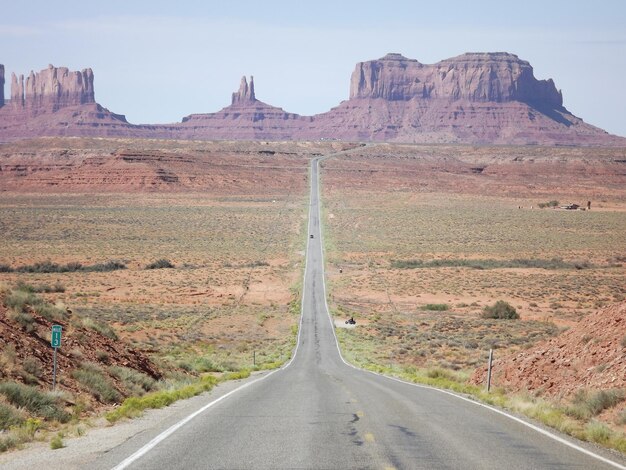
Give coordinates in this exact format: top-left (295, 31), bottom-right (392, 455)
top-left (0, 138), bottom-right (625, 457)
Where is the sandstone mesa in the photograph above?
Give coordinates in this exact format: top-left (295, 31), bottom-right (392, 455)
top-left (0, 53), bottom-right (624, 145)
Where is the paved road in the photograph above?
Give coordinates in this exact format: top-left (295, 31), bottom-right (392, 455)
top-left (101, 157), bottom-right (626, 469)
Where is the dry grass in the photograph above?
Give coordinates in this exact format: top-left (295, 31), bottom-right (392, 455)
top-left (325, 191), bottom-right (625, 332)
top-left (0, 193), bottom-right (305, 264)
top-left (0, 190), bottom-right (308, 373)
top-left (322, 153), bottom-right (625, 377)
top-left (323, 148), bottom-right (626, 453)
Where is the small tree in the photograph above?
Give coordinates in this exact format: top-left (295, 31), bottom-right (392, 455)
top-left (481, 300), bottom-right (519, 320)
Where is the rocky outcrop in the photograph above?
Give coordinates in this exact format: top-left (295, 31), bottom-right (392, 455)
top-left (231, 76), bottom-right (256, 105)
top-left (10, 64), bottom-right (95, 111)
top-left (349, 52), bottom-right (563, 107)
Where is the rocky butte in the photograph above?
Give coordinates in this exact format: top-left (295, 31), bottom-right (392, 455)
top-left (349, 52), bottom-right (563, 104)
top-left (0, 53), bottom-right (624, 145)
top-left (308, 52), bottom-right (620, 145)
top-left (10, 64), bottom-right (95, 111)
top-left (0, 64), bottom-right (131, 140)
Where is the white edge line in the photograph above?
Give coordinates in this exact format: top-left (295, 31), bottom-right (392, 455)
top-left (111, 159), bottom-right (316, 470)
top-left (111, 370), bottom-right (279, 470)
top-left (314, 158), bottom-right (626, 470)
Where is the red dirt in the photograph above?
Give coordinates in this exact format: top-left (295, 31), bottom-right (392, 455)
top-left (470, 302), bottom-right (626, 398)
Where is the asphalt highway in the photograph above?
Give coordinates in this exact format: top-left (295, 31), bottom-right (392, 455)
top-left (101, 156), bottom-right (626, 470)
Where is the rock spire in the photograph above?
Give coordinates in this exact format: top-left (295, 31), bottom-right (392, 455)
top-left (231, 76), bottom-right (256, 105)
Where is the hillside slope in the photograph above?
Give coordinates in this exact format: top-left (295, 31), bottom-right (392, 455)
top-left (0, 287), bottom-right (161, 408)
top-left (471, 302), bottom-right (626, 397)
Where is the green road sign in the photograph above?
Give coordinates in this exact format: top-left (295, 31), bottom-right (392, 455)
top-left (51, 325), bottom-right (62, 348)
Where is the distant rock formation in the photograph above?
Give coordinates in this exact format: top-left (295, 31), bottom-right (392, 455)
top-left (305, 52), bottom-right (619, 145)
top-left (176, 74), bottom-right (313, 140)
top-left (349, 52), bottom-right (563, 106)
top-left (10, 64), bottom-right (95, 112)
top-left (231, 76), bottom-right (256, 105)
top-left (0, 64), bottom-right (131, 141)
top-left (0, 54), bottom-right (624, 146)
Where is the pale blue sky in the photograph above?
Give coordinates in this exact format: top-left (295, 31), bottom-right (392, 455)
top-left (2, 0), bottom-right (625, 136)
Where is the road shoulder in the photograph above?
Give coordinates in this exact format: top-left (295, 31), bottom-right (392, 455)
top-left (0, 370), bottom-right (272, 470)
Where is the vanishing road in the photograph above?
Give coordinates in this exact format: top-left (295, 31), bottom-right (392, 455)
top-left (99, 156), bottom-right (625, 469)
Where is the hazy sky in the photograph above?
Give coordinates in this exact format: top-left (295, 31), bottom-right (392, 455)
top-left (2, 0), bottom-right (625, 136)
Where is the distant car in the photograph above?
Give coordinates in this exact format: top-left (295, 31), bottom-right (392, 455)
top-left (310, 234), bottom-right (314, 239)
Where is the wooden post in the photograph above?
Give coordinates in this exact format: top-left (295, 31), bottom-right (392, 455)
top-left (487, 349), bottom-right (493, 393)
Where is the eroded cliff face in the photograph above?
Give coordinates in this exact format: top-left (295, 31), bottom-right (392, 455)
top-left (350, 52), bottom-right (563, 107)
top-left (10, 64), bottom-right (95, 111)
top-left (0, 64), bottom-right (130, 140)
top-left (349, 53), bottom-right (426, 101)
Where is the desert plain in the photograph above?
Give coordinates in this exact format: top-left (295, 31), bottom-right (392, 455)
top-left (0, 137), bottom-right (625, 451)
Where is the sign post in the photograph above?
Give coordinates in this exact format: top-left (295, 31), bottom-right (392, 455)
top-left (51, 325), bottom-right (62, 391)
